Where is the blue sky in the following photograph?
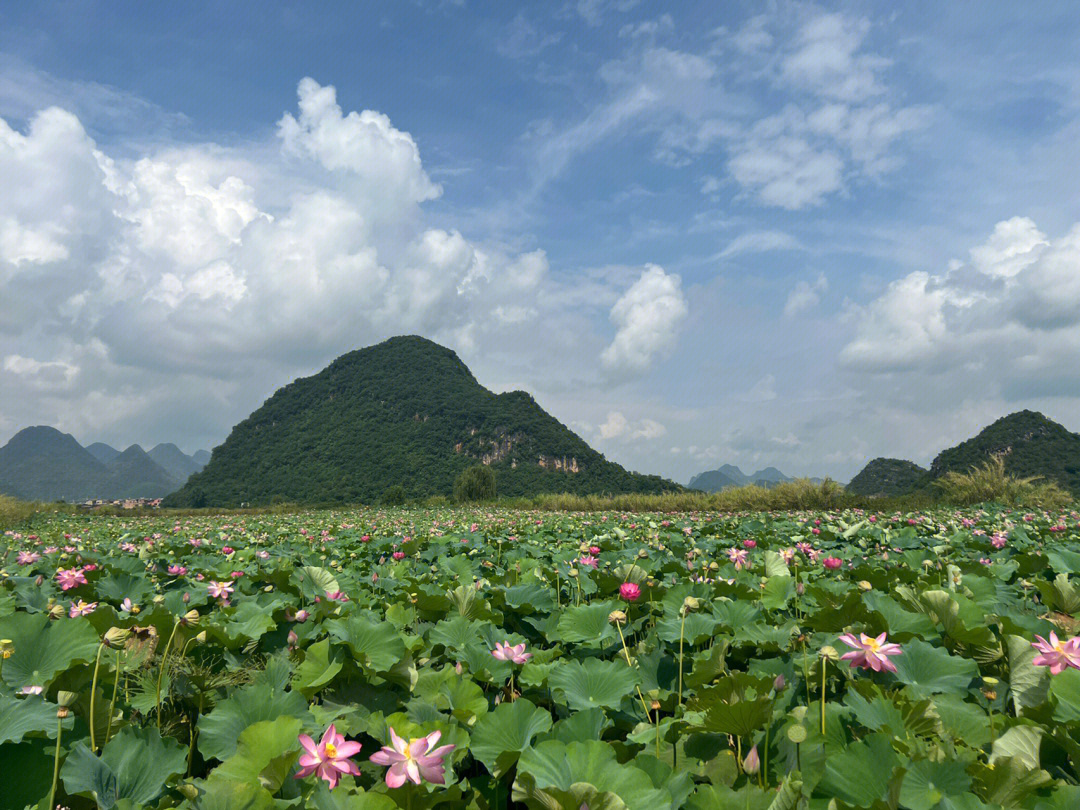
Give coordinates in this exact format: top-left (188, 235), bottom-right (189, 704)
top-left (2, 1), bottom-right (1080, 483)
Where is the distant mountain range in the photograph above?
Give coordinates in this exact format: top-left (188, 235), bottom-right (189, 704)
top-left (847, 410), bottom-right (1080, 496)
top-left (167, 336), bottom-right (678, 507)
top-left (688, 465), bottom-right (818, 492)
top-left (0, 426), bottom-right (209, 501)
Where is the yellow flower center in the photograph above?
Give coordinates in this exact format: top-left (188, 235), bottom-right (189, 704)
top-left (864, 637), bottom-right (880, 652)
top-left (324, 742), bottom-right (337, 759)
top-left (1055, 641), bottom-right (1066, 653)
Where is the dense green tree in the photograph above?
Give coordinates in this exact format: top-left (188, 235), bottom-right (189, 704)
top-left (454, 465), bottom-right (496, 502)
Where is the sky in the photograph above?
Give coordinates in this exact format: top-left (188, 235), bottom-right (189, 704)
top-left (2, 1), bottom-right (1080, 485)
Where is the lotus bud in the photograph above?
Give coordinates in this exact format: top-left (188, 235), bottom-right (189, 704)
top-left (34, 575), bottom-right (44, 586)
top-left (773, 674), bottom-right (786, 691)
top-left (742, 745), bottom-right (760, 775)
top-left (103, 627), bottom-right (131, 649)
top-left (181, 609), bottom-right (200, 626)
top-left (608, 609), bottom-right (627, 625)
top-left (153, 594), bottom-right (165, 604)
top-left (857, 580), bottom-right (872, 591)
top-left (177, 784), bottom-right (200, 801)
top-left (568, 568), bottom-right (578, 578)
top-left (637, 549), bottom-right (649, 558)
top-left (795, 582), bottom-right (805, 595)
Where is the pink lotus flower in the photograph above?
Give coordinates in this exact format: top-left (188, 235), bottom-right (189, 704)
top-left (167, 565), bottom-right (187, 576)
top-left (121, 598), bottom-right (135, 613)
top-left (823, 557), bottom-right (843, 570)
top-left (69, 599), bottom-right (98, 618)
top-left (492, 641), bottom-right (532, 664)
top-left (991, 533), bottom-right (1007, 549)
top-left (55, 568), bottom-right (87, 591)
top-left (16, 551), bottom-right (40, 565)
top-left (838, 632), bottom-right (903, 673)
top-left (579, 555), bottom-right (598, 569)
top-left (295, 724), bottom-right (362, 789)
top-left (727, 548), bottom-right (749, 570)
top-left (619, 582), bottom-right (641, 602)
top-left (370, 728), bottom-right (455, 787)
top-left (1032, 632), bottom-right (1080, 674)
top-left (20, 685), bottom-right (43, 695)
top-left (325, 590), bottom-right (349, 603)
top-left (392, 551), bottom-right (405, 560)
top-left (207, 581), bottom-right (234, 599)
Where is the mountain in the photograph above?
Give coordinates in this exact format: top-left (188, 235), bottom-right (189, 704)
top-left (927, 410), bottom-right (1080, 493)
top-left (0, 428), bottom-right (206, 501)
top-left (166, 335), bottom-right (678, 506)
top-left (192, 450), bottom-right (211, 467)
top-left (0, 426), bottom-right (110, 501)
top-left (86, 442), bottom-right (120, 464)
top-left (689, 464), bottom-right (794, 492)
top-left (847, 458), bottom-right (928, 497)
top-left (149, 443), bottom-right (204, 481)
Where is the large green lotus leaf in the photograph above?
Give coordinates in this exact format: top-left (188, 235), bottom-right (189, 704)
top-left (0, 737), bottom-right (54, 810)
top-left (990, 725), bottom-right (1044, 770)
top-left (197, 682), bottom-right (312, 761)
top-left (94, 571), bottom-right (155, 604)
top-left (1046, 549), bottom-right (1080, 575)
top-left (685, 784), bottom-right (773, 810)
top-left (440, 677), bottom-right (488, 725)
top-left (892, 639), bottom-right (978, 698)
top-left (633, 754), bottom-right (695, 809)
top-left (61, 726), bottom-right (186, 810)
top-left (209, 716), bottom-right (302, 792)
top-left (701, 697), bottom-right (773, 737)
top-left (0, 613), bottom-right (99, 690)
top-left (470, 698), bottom-right (553, 777)
top-left (713, 601), bottom-right (762, 630)
top-left (899, 759), bottom-right (973, 810)
top-left (292, 638), bottom-right (344, 696)
top-left (306, 782), bottom-right (399, 809)
top-left (843, 689), bottom-right (906, 734)
top-left (297, 566), bottom-right (341, 599)
top-left (932, 694), bottom-right (993, 748)
top-left (763, 551), bottom-right (789, 578)
top-left (1034, 785), bottom-right (1080, 810)
top-left (1007, 634), bottom-right (1050, 716)
top-left (817, 734), bottom-right (900, 807)
top-left (502, 583), bottom-right (556, 613)
top-left (972, 756), bottom-right (1052, 808)
top-left (1048, 666), bottom-right (1080, 723)
top-left (546, 707), bottom-right (611, 744)
top-left (429, 614), bottom-right (484, 651)
top-left (326, 615), bottom-right (406, 671)
top-left (217, 600), bottom-right (278, 644)
top-left (555, 601), bottom-right (620, 644)
top-left (759, 576), bottom-right (794, 611)
top-left (191, 777), bottom-right (275, 810)
top-left (512, 740), bottom-right (668, 810)
top-left (1035, 574), bottom-right (1080, 615)
top-left (656, 612), bottom-right (719, 645)
top-left (862, 592), bottom-right (937, 637)
top-left (549, 658), bottom-right (640, 711)
top-left (0, 694), bottom-right (72, 744)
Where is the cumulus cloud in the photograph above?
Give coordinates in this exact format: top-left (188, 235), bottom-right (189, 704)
top-left (840, 216), bottom-right (1080, 378)
top-left (780, 13), bottom-right (887, 102)
top-left (601, 264), bottom-right (687, 373)
top-left (599, 410), bottom-right (666, 440)
top-left (0, 77), bottom-right (660, 447)
top-left (784, 273), bottom-right (828, 316)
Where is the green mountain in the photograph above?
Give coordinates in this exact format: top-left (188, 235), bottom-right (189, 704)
top-left (846, 458), bottom-right (928, 497)
top-left (927, 410), bottom-right (1080, 493)
top-left (689, 464), bottom-right (794, 492)
top-left (86, 442), bottom-right (121, 464)
top-left (148, 442), bottom-right (205, 480)
top-left (106, 445), bottom-right (183, 498)
top-left (167, 335), bottom-right (677, 506)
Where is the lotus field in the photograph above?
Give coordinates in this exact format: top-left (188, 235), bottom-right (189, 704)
top-left (5, 507), bottom-right (1080, 809)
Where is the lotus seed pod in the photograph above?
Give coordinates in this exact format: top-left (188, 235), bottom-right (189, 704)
top-left (182, 609), bottom-right (200, 626)
top-left (682, 596), bottom-right (701, 612)
top-left (608, 609), bottom-right (627, 624)
top-left (819, 645), bottom-right (839, 661)
top-left (56, 690), bottom-right (78, 708)
top-left (103, 627), bottom-right (131, 648)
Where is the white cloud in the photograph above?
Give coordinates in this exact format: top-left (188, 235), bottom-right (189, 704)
top-left (601, 264), bottom-right (687, 373)
top-left (599, 410), bottom-right (666, 440)
top-left (721, 230), bottom-right (803, 257)
top-left (968, 216), bottom-right (1047, 279)
top-left (729, 135), bottom-right (844, 209)
top-left (784, 273), bottom-right (828, 316)
top-left (780, 13), bottom-right (887, 102)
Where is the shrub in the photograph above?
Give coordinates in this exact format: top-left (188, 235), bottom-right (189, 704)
top-left (935, 456), bottom-right (1072, 509)
top-left (453, 465), bottom-right (496, 503)
top-left (382, 485), bottom-right (408, 506)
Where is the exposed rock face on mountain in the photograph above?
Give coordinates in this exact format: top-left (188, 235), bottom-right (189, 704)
top-left (167, 336), bottom-right (677, 506)
top-left (0, 426), bottom-right (208, 501)
top-left (847, 458), bottom-right (928, 497)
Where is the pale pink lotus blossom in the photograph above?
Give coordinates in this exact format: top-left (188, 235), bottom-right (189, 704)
top-left (69, 599), bottom-right (97, 618)
top-left (579, 555), bottom-right (598, 569)
top-left (838, 632), bottom-right (903, 673)
top-left (55, 568), bottom-right (87, 591)
top-left (727, 548), bottom-right (749, 570)
top-left (370, 728), bottom-right (455, 787)
top-left (1032, 632), bottom-right (1080, 674)
top-left (167, 565), bottom-right (187, 576)
top-left (295, 724), bottom-right (362, 789)
top-left (207, 581), bottom-right (234, 599)
top-left (20, 685), bottom-right (43, 695)
top-left (491, 641), bottom-right (532, 664)
top-left (16, 551), bottom-right (40, 565)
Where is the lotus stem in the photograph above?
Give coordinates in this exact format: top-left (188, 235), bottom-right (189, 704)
top-left (156, 619), bottom-right (181, 730)
top-left (615, 619), bottom-right (653, 719)
top-left (820, 658), bottom-right (827, 735)
top-left (49, 716), bottom-right (62, 810)
top-left (89, 642), bottom-right (103, 751)
top-left (677, 610), bottom-right (687, 712)
top-left (105, 649), bottom-right (121, 745)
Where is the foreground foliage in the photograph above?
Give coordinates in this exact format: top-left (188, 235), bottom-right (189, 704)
top-left (3, 503), bottom-right (1080, 808)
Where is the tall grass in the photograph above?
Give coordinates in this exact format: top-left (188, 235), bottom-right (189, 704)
top-left (0, 495), bottom-right (51, 531)
top-left (935, 456), bottom-right (1072, 509)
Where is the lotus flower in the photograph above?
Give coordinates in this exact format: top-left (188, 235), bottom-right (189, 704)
top-left (69, 599), bottom-right (97, 618)
top-left (619, 582), bottom-right (641, 602)
top-left (370, 728), bottom-right (455, 787)
top-left (727, 548), bottom-right (749, 570)
top-left (492, 641), bottom-right (532, 664)
top-left (295, 724), bottom-right (361, 789)
top-left (55, 568), bottom-right (87, 591)
top-left (838, 632), bottom-right (903, 672)
top-left (16, 551), bottom-right (39, 565)
top-left (207, 581), bottom-right (234, 600)
top-left (823, 557), bottom-right (843, 570)
top-left (1032, 632), bottom-right (1080, 674)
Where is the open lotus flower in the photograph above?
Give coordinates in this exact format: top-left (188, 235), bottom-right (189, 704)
top-left (370, 728), bottom-right (455, 787)
top-left (1032, 632), bottom-right (1080, 674)
top-left (838, 632), bottom-right (903, 673)
top-left (295, 724), bottom-right (361, 789)
top-left (492, 641), bottom-right (532, 664)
